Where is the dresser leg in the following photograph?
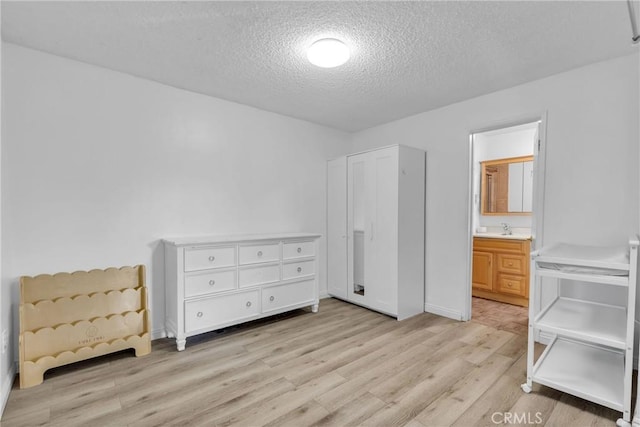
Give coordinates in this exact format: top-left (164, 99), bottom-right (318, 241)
top-left (176, 338), bottom-right (186, 351)
top-left (311, 304), bottom-right (319, 313)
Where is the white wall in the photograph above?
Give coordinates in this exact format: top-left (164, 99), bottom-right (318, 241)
top-left (0, 43), bottom-right (350, 391)
top-left (0, 7), bottom-right (7, 415)
top-left (351, 53), bottom-right (640, 320)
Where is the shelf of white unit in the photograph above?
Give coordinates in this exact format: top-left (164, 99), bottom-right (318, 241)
top-left (535, 297), bottom-right (627, 349)
top-left (534, 267), bottom-right (629, 286)
top-left (532, 336), bottom-right (624, 411)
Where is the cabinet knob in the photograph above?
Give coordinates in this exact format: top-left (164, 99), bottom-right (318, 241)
top-left (508, 262), bottom-right (514, 266)
top-left (197, 311), bottom-right (203, 318)
top-left (209, 280), bottom-right (215, 286)
top-left (297, 247), bottom-right (302, 253)
top-left (246, 301), bottom-right (252, 308)
top-left (208, 256), bottom-right (215, 262)
top-left (270, 296), bottom-right (275, 302)
top-left (297, 267), bottom-right (302, 273)
top-left (258, 251), bottom-right (263, 257)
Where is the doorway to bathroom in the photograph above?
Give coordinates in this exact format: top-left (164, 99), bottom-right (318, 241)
top-left (465, 117), bottom-right (546, 332)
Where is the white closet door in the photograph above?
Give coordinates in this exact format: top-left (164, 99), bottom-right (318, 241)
top-left (327, 157), bottom-right (347, 299)
top-left (347, 153), bottom-right (369, 306)
top-left (367, 146), bottom-right (399, 316)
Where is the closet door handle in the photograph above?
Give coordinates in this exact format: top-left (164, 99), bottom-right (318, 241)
top-left (370, 223), bottom-right (374, 241)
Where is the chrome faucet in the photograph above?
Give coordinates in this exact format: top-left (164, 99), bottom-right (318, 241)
top-left (501, 223), bottom-right (512, 235)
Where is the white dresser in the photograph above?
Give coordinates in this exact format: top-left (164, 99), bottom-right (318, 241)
top-left (164, 233), bottom-right (320, 351)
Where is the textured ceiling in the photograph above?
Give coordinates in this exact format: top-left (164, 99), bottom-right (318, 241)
top-left (2, 1), bottom-right (638, 132)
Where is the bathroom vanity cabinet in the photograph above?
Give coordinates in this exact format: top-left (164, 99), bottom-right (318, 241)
top-left (472, 236), bottom-right (530, 307)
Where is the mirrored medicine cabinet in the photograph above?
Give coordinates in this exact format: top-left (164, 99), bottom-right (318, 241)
top-left (481, 155), bottom-right (533, 215)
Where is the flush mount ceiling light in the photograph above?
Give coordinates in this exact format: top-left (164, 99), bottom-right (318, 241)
top-left (307, 38), bottom-right (350, 68)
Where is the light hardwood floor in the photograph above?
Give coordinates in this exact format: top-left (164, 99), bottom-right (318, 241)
top-left (1, 298), bottom-right (621, 426)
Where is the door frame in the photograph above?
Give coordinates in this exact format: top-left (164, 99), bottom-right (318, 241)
top-left (463, 112), bottom-right (548, 321)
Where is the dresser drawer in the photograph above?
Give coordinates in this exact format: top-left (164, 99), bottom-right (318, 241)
top-left (184, 290), bottom-right (260, 333)
top-left (283, 241), bottom-right (315, 260)
top-left (282, 260), bottom-right (315, 280)
top-left (238, 263), bottom-right (280, 288)
top-left (239, 243), bottom-right (280, 265)
top-left (262, 280), bottom-right (315, 314)
top-left (184, 269), bottom-right (236, 298)
top-left (184, 246), bottom-right (236, 272)
top-left (497, 274), bottom-right (527, 297)
top-left (497, 254), bottom-right (527, 275)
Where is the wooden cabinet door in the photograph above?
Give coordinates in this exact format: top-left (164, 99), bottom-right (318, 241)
top-left (472, 251), bottom-right (493, 291)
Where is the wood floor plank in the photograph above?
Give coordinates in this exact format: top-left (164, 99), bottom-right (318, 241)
top-left (544, 392), bottom-right (621, 427)
top-left (212, 372), bottom-right (346, 426)
top-left (414, 352), bottom-right (515, 426)
top-left (335, 326), bottom-right (435, 380)
top-left (362, 357), bottom-right (476, 426)
top-left (0, 407), bottom-right (50, 427)
top-left (312, 392), bottom-right (386, 426)
top-left (367, 338), bottom-right (474, 404)
top-left (505, 383), bottom-right (564, 426)
top-left (264, 400), bottom-right (330, 427)
top-left (450, 374), bottom-right (525, 427)
top-left (462, 328), bottom-right (514, 365)
top-left (313, 341), bottom-right (438, 412)
top-left (130, 377), bottom-right (295, 427)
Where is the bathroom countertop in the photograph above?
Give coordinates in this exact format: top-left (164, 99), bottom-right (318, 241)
top-left (473, 232), bottom-right (532, 241)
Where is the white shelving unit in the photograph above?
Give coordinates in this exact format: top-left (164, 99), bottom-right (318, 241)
top-left (522, 237), bottom-right (639, 427)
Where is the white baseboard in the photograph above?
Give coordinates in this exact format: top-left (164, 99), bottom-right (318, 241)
top-left (319, 291), bottom-right (330, 299)
top-left (0, 365), bottom-right (16, 419)
top-left (424, 303), bottom-right (463, 321)
top-left (151, 328), bottom-right (167, 341)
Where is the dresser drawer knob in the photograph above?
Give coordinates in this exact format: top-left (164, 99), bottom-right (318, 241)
top-left (297, 247), bottom-right (302, 253)
top-left (208, 256), bottom-right (215, 262)
top-left (257, 251), bottom-right (263, 257)
top-left (197, 311), bottom-right (203, 318)
top-left (246, 301), bottom-right (252, 308)
top-left (508, 262), bottom-right (514, 266)
top-left (297, 267), bottom-right (302, 273)
top-left (270, 296), bottom-right (275, 302)
top-left (209, 280), bottom-right (215, 286)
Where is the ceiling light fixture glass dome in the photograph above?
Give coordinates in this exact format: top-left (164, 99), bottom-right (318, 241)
top-left (307, 38), bottom-right (350, 68)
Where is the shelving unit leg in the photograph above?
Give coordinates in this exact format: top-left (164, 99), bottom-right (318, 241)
top-left (522, 255), bottom-right (537, 393)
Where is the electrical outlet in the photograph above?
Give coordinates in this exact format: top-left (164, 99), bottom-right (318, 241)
top-left (2, 329), bottom-right (8, 354)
